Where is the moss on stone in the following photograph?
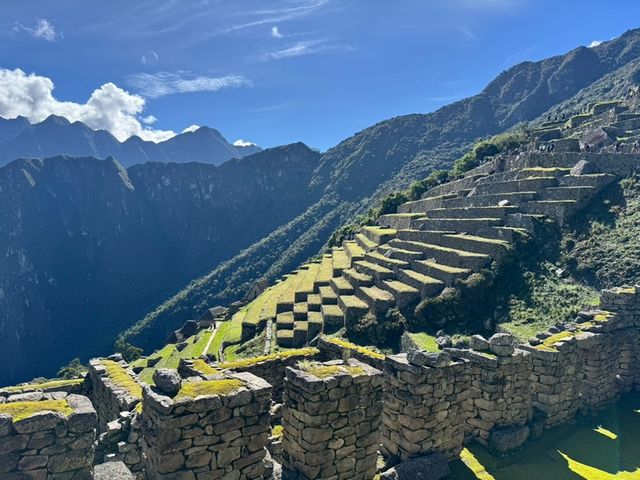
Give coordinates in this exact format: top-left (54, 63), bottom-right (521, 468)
top-left (407, 332), bottom-right (439, 352)
top-left (0, 378), bottom-right (83, 394)
top-left (0, 399), bottom-right (73, 422)
top-left (217, 347), bottom-right (318, 370)
top-left (177, 379), bottom-right (245, 399)
top-left (101, 360), bottom-right (143, 400)
top-left (327, 337), bottom-right (385, 359)
top-left (192, 359), bottom-right (220, 376)
top-left (297, 360), bottom-right (365, 379)
top-left (535, 331), bottom-right (575, 352)
top-left (271, 424), bottom-right (283, 439)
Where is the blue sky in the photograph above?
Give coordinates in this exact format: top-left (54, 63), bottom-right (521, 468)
top-left (1, 0), bottom-right (639, 150)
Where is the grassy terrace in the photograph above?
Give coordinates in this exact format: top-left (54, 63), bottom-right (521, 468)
top-left (326, 337), bottom-right (385, 360)
top-left (277, 269), bottom-right (307, 308)
top-left (450, 393), bottom-right (640, 479)
top-left (297, 360), bottom-right (365, 379)
top-left (217, 347), bottom-right (318, 370)
top-left (332, 247), bottom-right (350, 271)
top-left (177, 379), bottom-right (245, 399)
top-left (316, 254), bottom-right (334, 285)
top-left (0, 378), bottom-right (83, 394)
top-left (296, 263), bottom-right (321, 298)
top-left (101, 360), bottom-right (142, 399)
top-left (0, 399), bottom-right (73, 422)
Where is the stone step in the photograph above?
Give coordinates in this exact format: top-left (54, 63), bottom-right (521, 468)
top-left (355, 233), bottom-right (377, 252)
top-left (558, 173), bottom-right (615, 189)
top-left (343, 240), bottom-right (365, 262)
top-left (293, 302), bottom-right (308, 321)
top-left (541, 186), bottom-right (596, 201)
top-left (377, 244), bottom-right (424, 263)
top-left (378, 280), bottom-right (420, 309)
top-left (388, 239), bottom-right (492, 270)
top-left (411, 259), bottom-right (471, 286)
top-left (411, 217), bottom-right (504, 234)
top-left (474, 176), bottom-right (558, 195)
top-left (294, 263), bottom-right (320, 302)
top-left (362, 226), bottom-right (397, 244)
top-left (364, 251), bottom-right (409, 271)
top-left (293, 322), bottom-right (308, 347)
top-left (504, 213), bottom-right (547, 231)
top-left (424, 206), bottom-right (519, 219)
top-left (307, 294), bottom-right (322, 312)
top-left (353, 260), bottom-right (396, 282)
top-left (321, 304), bottom-right (344, 328)
top-left (516, 167), bottom-right (572, 180)
top-left (397, 269), bottom-right (445, 298)
top-left (421, 174), bottom-right (488, 199)
top-left (520, 200), bottom-right (579, 226)
top-left (355, 285), bottom-right (395, 313)
top-left (378, 213), bottom-right (424, 230)
top-left (441, 191), bottom-right (538, 209)
top-left (331, 248), bottom-right (351, 276)
top-left (313, 255), bottom-right (334, 292)
top-left (337, 295), bottom-right (370, 324)
top-left (307, 311), bottom-right (324, 339)
top-left (330, 276), bottom-right (355, 295)
top-left (482, 226), bottom-right (529, 242)
top-left (396, 230), bottom-right (510, 258)
top-left (342, 268), bottom-right (375, 288)
top-left (318, 286), bottom-right (338, 305)
top-left (276, 330), bottom-right (294, 348)
top-left (276, 312), bottom-right (295, 330)
top-left (397, 193), bottom-right (457, 213)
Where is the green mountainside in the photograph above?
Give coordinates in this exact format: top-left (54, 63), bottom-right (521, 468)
top-left (123, 29), bottom-right (640, 353)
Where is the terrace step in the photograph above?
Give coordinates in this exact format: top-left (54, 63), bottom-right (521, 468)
top-left (337, 295), bottom-right (370, 324)
top-left (353, 261), bottom-right (395, 282)
top-left (295, 263), bottom-right (320, 302)
top-left (356, 285), bottom-right (395, 313)
top-left (379, 280), bottom-right (420, 309)
top-left (276, 330), bottom-right (294, 348)
top-left (318, 286), bottom-right (338, 305)
top-left (378, 213), bottom-right (424, 230)
top-left (293, 322), bottom-right (308, 347)
top-left (520, 200), bottom-right (579, 225)
top-left (276, 312), bottom-right (295, 331)
top-left (441, 191), bottom-right (538, 209)
top-left (474, 176), bottom-right (558, 195)
top-left (307, 294), bottom-right (322, 312)
top-left (321, 304), bottom-right (344, 328)
top-left (397, 269), bottom-right (445, 298)
top-left (355, 233), bottom-right (377, 252)
top-left (411, 217), bottom-right (504, 234)
top-left (388, 239), bottom-right (492, 270)
top-left (542, 186), bottom-right (596, 201)
top-left (504, 213), bottom-right (547, 231)
top-left (558, 173), bottom-right (615, 189)
top-left (377, 244), bottom-right (424, 263)
top-left (307, 311), bottom-right (324, 339)
top-left (362, 226), bottom-right (397, 244)
top-left (396, 230), bottom-right (510, 258)
top-left (313, 255), bottom-right (334, 292)
top-left (364, 251), bottom-right (409, 271)
top-left (424, 206), bottom-right (519, 220)
top-left (344, 240), bottom-right (366, 261)
top-left (331, 248), bottom-right (351, 276)
top-left (342, 268), bottom-right (375, 288)
top-left (397, 193), bottom-right (457, 213)
top-left (330, 276), bottom-right (355, 295)
top-left (293, 302), bottom-right (308, 321)
top-left (412, 259), bottom-right (471, 286)
top-left (483, 226), bottom-right (529, 242)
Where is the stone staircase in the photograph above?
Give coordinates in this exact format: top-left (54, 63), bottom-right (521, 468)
top-left (239, 156), bottom-right (616, 349)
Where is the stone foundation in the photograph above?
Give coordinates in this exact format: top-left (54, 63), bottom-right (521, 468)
top-left (282, 359), bottom-right (383, 480)
top-left (0, 393), bottom-right (97, 479)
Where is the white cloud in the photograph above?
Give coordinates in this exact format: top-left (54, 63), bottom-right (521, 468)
top-left (271, 26), bottom-right (283, 38)
top-left (588, 40), bottom-right (603, 48)
top-left (0, 68), bottom-right (175, 142)
top-left (458, 25), bottom-right (477, 41)
top-left (141, 50), bottom-right (159, 65)
top-left (182, 125), bottom-right (201, 133)
top-left (13, 18), bottom-right (60, 41)
top-left (142, 115), bottom-right (158, 124)
top-left (261, 39), bottom-right (351, 61)
top-left (233, 139), bottom-right (256, 147)
top-left (127, 71), bottom-right (249, 99)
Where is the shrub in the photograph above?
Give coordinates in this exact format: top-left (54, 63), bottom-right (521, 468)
top-left (349, 309), bottom-right (406, 347)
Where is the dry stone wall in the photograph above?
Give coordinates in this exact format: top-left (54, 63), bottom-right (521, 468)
top-left (0, 393), bottom-right (97, 479)
top-left (282, 359), bottom-right (383, 480)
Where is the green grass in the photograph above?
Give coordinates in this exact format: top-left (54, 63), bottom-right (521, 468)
top-left (297, 360), bottom-right (365, 379)
top-left (0, 378), bottom-right (83, 394)
top-left (407, 332), bottom-right (440, 352)
top-left (297, 263), bottom-right (321, 295)
top-left (332, 247), bottom-right (351, 271)
top-left (217, 347), bottom-right (318, 370)
top-left (177, 379), bottom-right (245, 399)
top-left (101, 360), bottom-right (143, 399)
top-left (0, 399), bottom-right (73, 422)
top-left (316, 254), bottom-right (334, 284)
top-left (326, 337), bottom-right (385, 359)
top-left (259, 277), bottom-right (297, 322)
top-left (209, 318), bottom-right (243, 359)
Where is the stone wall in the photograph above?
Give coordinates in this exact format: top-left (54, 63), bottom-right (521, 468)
top-left (0, 392), bottom-right (97, 479)
top-left (317, 337), bottom-right (385, 371)
top-left (87, 356), bottom-right (143, 431)
top-left (282, 359), bottom-right (383, 480)
top-left (140, 371), bottom-right (272, 480)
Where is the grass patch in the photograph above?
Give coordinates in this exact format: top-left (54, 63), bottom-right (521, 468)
top-left (177, 379), bottom-right (244, 399)
top-left (271, 424), bottom-right (283, 439)
top-left (407, 332), bottom-right (440, 352)
top-left (0, 378), bottom-right (83, 394)
top-left (535, 331), bottom-right (575, 352)
top-left (0, 399), bottom-right (73, 422)
top-left (297, 360), bottom-right (365, 379)
top-left (326, 337), bottom-right (385, 359)
top-left (191, 359), bottom-right (220, 376)
top-left (101, 360), bottom-right (142, 399)
top-left (218, 347), bottom-right (318, 370)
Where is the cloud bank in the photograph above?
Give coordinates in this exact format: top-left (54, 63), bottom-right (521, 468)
top-left (0, 68), bottom-right (174, 142)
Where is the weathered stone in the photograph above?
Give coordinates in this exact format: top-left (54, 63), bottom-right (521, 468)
top-left (379, 453), bottom-right (450, 479)
top-left (153, 369), bottom-right (182, 397)
top-left (469, 335), bottom-right (489, 351)
top-left (93, 461), bottom-right (135, 480)
top-left (489, 425), bottom-right (530, 455)
top-left (407, 351), bottom-right (451, 368)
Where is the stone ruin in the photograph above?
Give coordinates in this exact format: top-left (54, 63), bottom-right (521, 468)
top-left (0, 285), bottom-right (637, 479)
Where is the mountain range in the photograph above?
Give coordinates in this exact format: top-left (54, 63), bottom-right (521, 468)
top-left (0, 115), bottom-right (261, 167)
top-left (2, 28), bottom-right (640, 385)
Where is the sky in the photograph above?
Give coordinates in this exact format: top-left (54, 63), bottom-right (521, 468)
top-left (1, 1), bottom-right (640, 151)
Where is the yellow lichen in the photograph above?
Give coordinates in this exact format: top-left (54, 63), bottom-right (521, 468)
top-left (535, 331), bottom-right (574, 352)
top-left (271, 424), bottom-right (283, 438)
top-left (177, 379), bottom-right (245, 399)
top-left (326, 338), bottom-right (385, 360)
top-left (191, 359), bottom-right (220, 376)
top-left (217, 347), bottom-right (318, 370)
top-left (101, 360), bottom-right (142, 400)
top-left (594, 426), bottom-right (618, 440)
top-left (0, 399), bottom-right (73, 422)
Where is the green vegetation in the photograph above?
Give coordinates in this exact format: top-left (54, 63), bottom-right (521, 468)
top-left (217, 347), bottom-right (318, 370)
top-left (297, 360), bottom-right (365, 379)
top-left (0, 378), bottom-right (84, 394)
top-left (452, 130), bottom-right (527, 177)
top-left (406, 332), bottom-right (440, 352)
top-left (0, 399), bottom-right (73, 422)
top-left (326, 337), bottom-right (385, 359)
top-left (114, 338), bottom-right (143, 362)
top-left (101, 360), bottom-right (142, 399)
top-left (535, 331), bottom-right (575, 352)
top-left (177, 379), bottom-right (245, 399)
top-left (271, 424), bottom-right (284, 439)
top-left (56, 358), bottom-right (87, 379)
top-left (191, 359), bottom-right (220, 376)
